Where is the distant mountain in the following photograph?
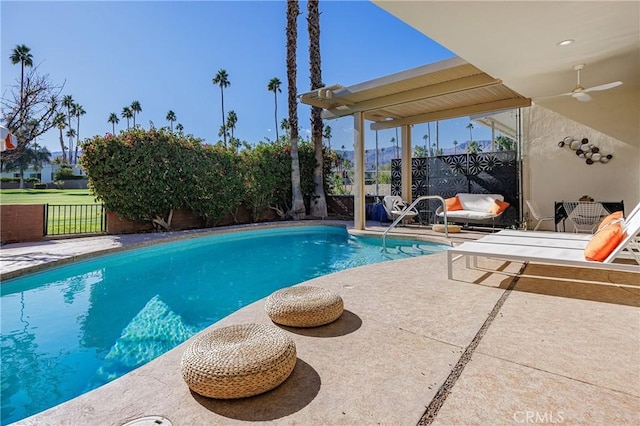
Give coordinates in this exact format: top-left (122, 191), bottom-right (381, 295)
top-left (335, 140), bottom-right (495, 166)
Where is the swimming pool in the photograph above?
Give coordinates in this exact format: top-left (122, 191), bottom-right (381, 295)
top-left (0, 225), bottom-right (447, 424)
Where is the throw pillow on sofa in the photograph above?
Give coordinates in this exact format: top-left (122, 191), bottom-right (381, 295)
top-left (488, 200), bottom-right (510, 215)
top-left (445, 196), bottom-right (463, 211)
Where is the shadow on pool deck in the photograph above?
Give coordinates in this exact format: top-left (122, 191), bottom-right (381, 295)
top-left (3, 221), bottom-right (640, 425)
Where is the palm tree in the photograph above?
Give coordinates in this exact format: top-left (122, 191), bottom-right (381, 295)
top-left (73, 103), bottom-right (85, 163)
top-left (166, 110), bottom-right (176, 131)
top-left (323, 125), bottom-right (332, 149)
top-left (390, 137), bottom-right (398, 158)
top-left (212, 69), bottom-right (230, 147)
top-left (453, 139), bottom-right (459, 154)
top-left (280, 118), bottom-right (290, 139)
top-left (422, 134), bottom-right (429, 156)
top-left (108, 112), bottom-right (119, 134)
top-left (307, 0), bottom-right (327, 218)
top-left (466, 122), bottom-right (474, 144)
top-left (130, 101), bottom-right (142, 128)
top-left (267, 77), bottom-right (282, 141)
top-left (226, 110), bottom-right (237, 140)
top-left (10, 44), bottom-right (33, 119)
top-left (466, 140), bottom-right (482, 154)
top-left (61, 95), bottom-right (75, 163)
top-left (66, 128), bottom-right (76, 147)
top-left (53, 112), bottom-right (67, 163)
top-left (121, 106), bottom-right (133, 129)
top-left (175, 123), bottom-right (184, 134)
top-left (286, 0), bottom-right (305, 219)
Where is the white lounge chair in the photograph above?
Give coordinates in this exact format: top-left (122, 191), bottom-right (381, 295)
top-left (525, 200), bottom-right (554, 231)
top-left (447, 202), bottom-right (640, 280)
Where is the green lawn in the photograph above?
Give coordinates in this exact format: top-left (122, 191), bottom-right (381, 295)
top-left (0, 189), bottom-right (100, 205)
top-left (1, 190), bottom-right (104, 234)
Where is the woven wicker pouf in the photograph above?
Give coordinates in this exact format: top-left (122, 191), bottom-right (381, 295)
top-left (181, 323), bottom-right (296, 399)
top-left (265, 286), bottom-right (344, 327)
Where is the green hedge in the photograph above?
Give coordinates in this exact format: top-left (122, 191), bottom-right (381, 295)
top-left (80, 128), bottom-right (332, 229)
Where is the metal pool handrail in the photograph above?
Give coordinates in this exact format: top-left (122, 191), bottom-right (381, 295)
top-left (382, 195), bottom-right (448, 250)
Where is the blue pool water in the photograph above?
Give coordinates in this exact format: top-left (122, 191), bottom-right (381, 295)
top-left (0, 225), bottom-right (446, 424)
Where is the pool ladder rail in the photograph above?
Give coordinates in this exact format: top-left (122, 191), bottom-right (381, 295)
top-left (382, 195), bottom-right (449, 251)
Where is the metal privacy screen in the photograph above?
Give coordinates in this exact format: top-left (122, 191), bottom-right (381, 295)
top-left (391, 151), bottom-right (520, 227)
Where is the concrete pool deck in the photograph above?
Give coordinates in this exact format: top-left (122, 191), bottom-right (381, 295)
top-left (2, 222), bottom-right (639, 425)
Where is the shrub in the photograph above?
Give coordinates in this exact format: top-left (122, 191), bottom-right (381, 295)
top-left (53, 166), bottom-right (76, 181)
top-left (81, 128), bottom-right (333, 229)
top-left (1, 177), bottom-right (19, 183)
top-left (33, 183), bottom-right (47, 189)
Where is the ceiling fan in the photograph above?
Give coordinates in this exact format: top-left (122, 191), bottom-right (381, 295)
top-left (559, 64), bottom-right (623, 102)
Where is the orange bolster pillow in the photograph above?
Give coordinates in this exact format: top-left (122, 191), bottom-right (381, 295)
top-left (488, 199), bottom-right (510, 215)
top-left (445, 196), bottom-right (463, 211)
top-left (584, 222), bottom-right (625, 262)
top-left (597, 211), bottom-right (623, 231)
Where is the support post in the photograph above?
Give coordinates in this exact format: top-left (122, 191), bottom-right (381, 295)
top-left (353, 112), bottom-right (365, 230)
top-left (401, 125), bottom-right (412, 202)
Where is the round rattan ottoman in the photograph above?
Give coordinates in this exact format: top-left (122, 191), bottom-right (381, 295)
top-left (265, 286), bottom-right (343, 327)
top-left (180, 323), bottom-right (296, 399)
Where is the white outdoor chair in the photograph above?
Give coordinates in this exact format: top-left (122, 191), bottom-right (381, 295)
top-left (563, 201), bottom-right (607, 233)
top-left (525, 200), bottom-right (554, 231)
top-left (382, 195), bottom-right (418, 224)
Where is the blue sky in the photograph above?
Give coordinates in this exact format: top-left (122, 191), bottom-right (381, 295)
top-left (1, 0), bottom-right (493, 154)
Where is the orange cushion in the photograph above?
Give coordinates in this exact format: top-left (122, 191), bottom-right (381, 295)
top-left (488, 200), bottom-right (510, 215)
top-left (584, 223), bottom-right (625, 262)
top-left (445, 196), bottom-right (463, 211)
top-left (597, 211), bottom-right (623, 230)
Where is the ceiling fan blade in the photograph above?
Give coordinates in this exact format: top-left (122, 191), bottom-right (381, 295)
top-left (575, 93), bottom-right (592, 102)
top-left (584, 81), bottom-right (623, 93)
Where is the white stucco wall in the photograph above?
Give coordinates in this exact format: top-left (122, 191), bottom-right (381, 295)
top-left (522, 104), bottom-right (639, 231)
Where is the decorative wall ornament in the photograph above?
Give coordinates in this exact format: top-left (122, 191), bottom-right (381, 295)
top-left (557, 136), bottom-right (612, 164)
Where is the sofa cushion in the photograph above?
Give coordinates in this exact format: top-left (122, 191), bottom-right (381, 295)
top-left (457, 193), bottom-right (504, 212)
top-left (443, 210), bottom-right (497, 220)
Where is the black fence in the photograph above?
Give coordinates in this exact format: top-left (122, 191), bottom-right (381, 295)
top-left (45, 204), bottom-right (107, 236)
top-left (391, 151), bottom-right (520, 227)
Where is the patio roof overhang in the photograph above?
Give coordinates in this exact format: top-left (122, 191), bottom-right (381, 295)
top-left (298, 57), bottom-right (531, 130)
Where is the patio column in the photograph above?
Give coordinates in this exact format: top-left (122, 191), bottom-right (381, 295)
top-left (401, 125), bottom-right (412, 202)
top-left (353, 111), bottom-right (365, 230)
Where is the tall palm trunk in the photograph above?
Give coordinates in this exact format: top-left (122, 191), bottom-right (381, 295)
top-left (274, 90), bottom-right (279, 141)
top-left (286, 0), bottom-right (305, 220)
top-left (307, 0), bottom-right (327, 218)
top-left (75, 115), bottom-right (80, 163)
top-left (58, 127), bottom-right (66, 163)
top-left (220, 87), bottom-right (226, 148)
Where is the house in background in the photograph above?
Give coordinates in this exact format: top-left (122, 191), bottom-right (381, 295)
top-left (302, 1), bottom-right (639, 230)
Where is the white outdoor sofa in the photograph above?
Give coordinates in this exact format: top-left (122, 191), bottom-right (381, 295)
top-left (435, 193), bottom-right (507, 227)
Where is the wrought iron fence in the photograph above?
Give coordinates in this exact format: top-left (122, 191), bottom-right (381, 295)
top-left (45, 204), bottom-right (106, 236)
